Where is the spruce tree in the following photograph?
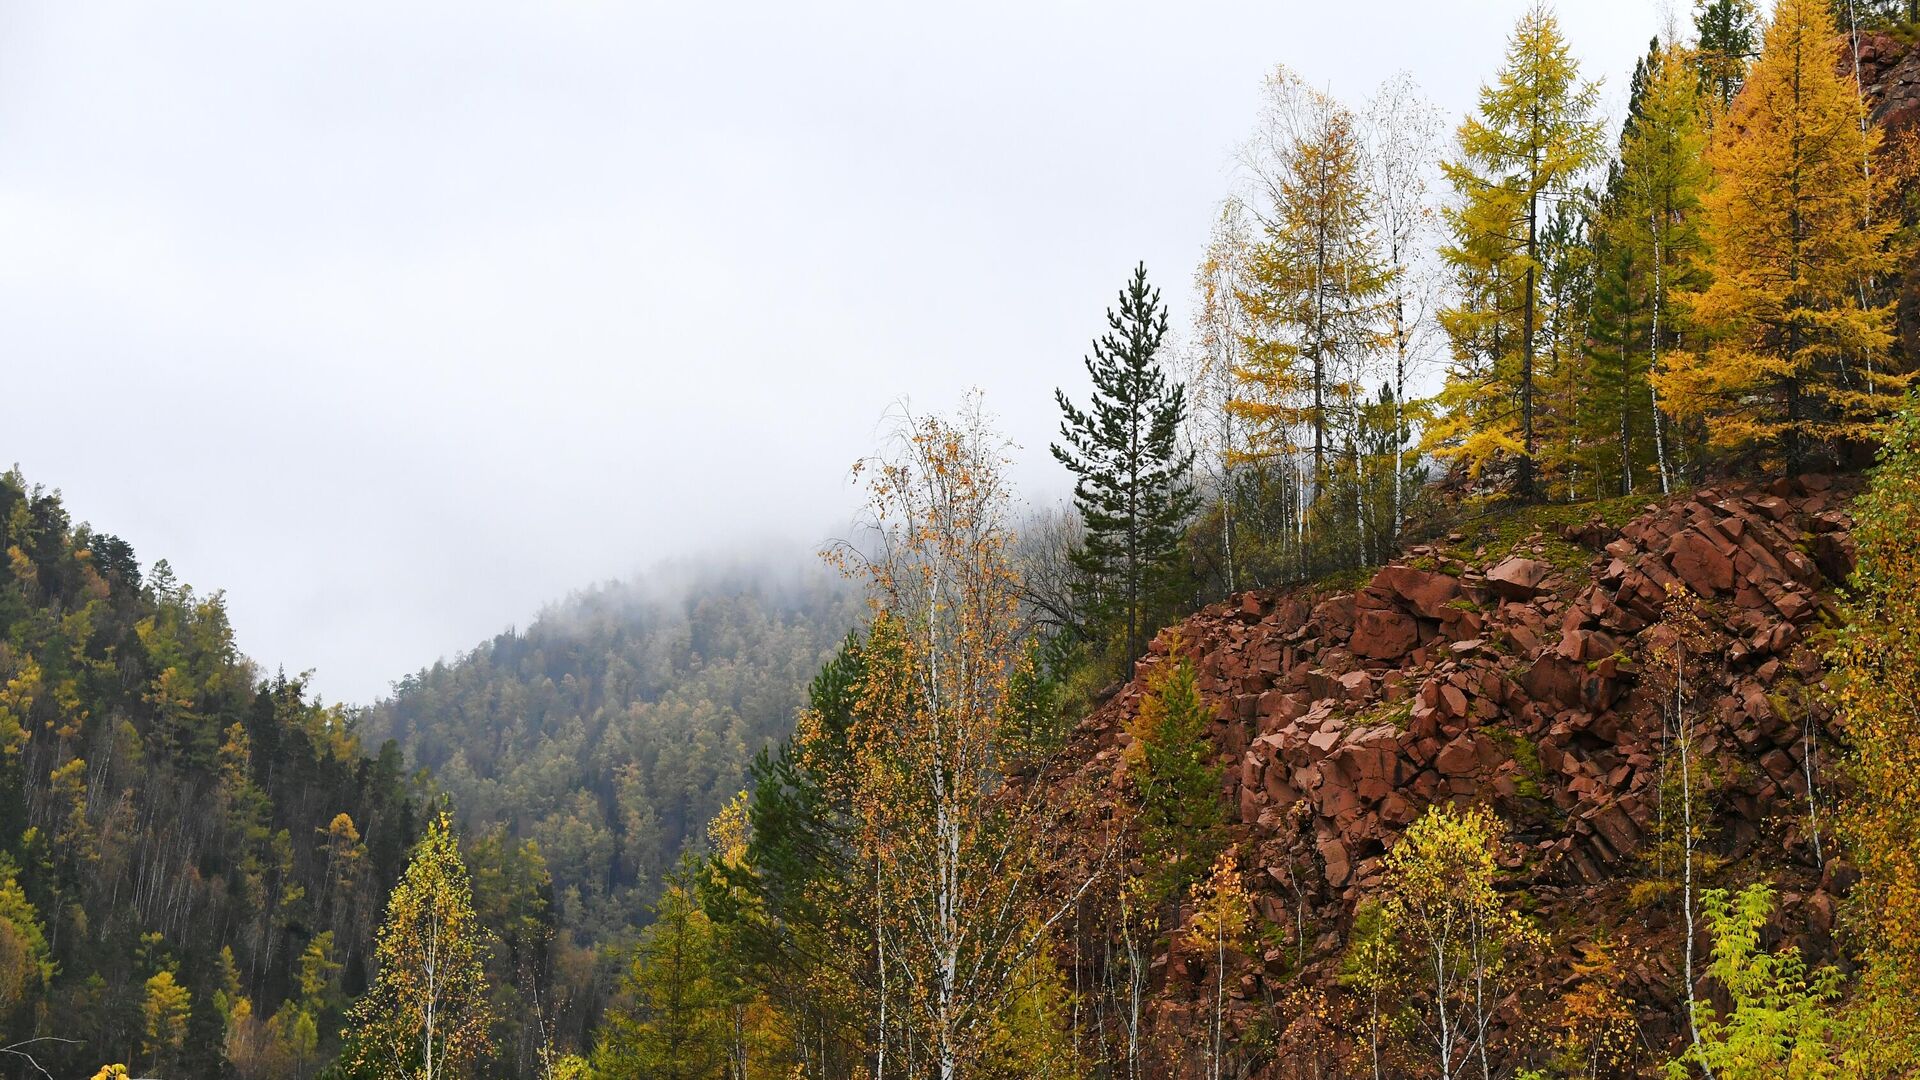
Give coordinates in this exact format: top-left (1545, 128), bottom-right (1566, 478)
top-left (1586, 41), bottom-right (1710, 496)
top-left (1053, 263), bottom-right (1198, 666)
top-left (1696, 0), bottom-right (1761, 112)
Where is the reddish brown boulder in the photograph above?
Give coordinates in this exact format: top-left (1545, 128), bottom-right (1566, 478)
top-left (1318, 836), bottom-right (1352, 887)
top-left (1487, 557), bottom-right (1551, 600)
top-left (1670, 528), bottom-right (1735, 595)
top-left (1523, 655), bottom-right (1582, 707)
top-left (1352, 608), bottom-right (1419, 660)
top-left (1373, 564), bottom-right (1462, 619)
top-left (1435, 735), bottom-right (1480, 777)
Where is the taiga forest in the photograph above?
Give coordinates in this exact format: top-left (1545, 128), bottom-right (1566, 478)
top-left (5, 1), bottom-right (1920, 1078)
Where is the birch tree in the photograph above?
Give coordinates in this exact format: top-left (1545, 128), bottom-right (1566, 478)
top-left (342, 813), bottom-right (494, 1080)
top-left (1366, 71), bottom-right (1443, 540)
top-left (1381, 804), bottom-right (1541, 1080)
top-left (835, 397), bottom-right (1106, 1080)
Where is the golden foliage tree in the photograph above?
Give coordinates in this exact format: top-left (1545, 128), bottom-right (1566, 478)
top-left (1231, 68), bottom-right (1392, 487)
top-left (1186, 849), bottom-right (1254, 1080)
top-left (1829, 397), bottom-right (1920, 1075)
top-left (1381, 803), bottom-right (1543, 1080)
top-left (142, 968), bottom-right (192, 1072)
top-left (342, 812), bottom-right (494, 1080)
top-left (1432, 2), bottom-right (1602, 499)
top-left (1659, 0), bottom-right (1907, 470)
top-left (975, 924), bottom-right (1084, 1080)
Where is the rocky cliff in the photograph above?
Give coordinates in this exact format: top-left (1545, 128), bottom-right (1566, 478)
top-left (1058, 477), bottom-right (1861, 1077)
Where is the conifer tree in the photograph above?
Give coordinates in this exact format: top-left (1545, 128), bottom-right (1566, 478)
top-left (1433, 3), bottom-right (1603, 499)
top-left (0, 854), bottom-right (50, 1023)
top-left (1589, 41), bottom-right (1711, 494)
top-left (592, 870), bottom-right (729, 1080)
top-left (1127, 645), bottom-right (1223, 906)
top-left (1054, 264), bottom-right (1197, 665)
top-left (1535, 195), bottom-right (1597, 497)
top-left (1658, 0), bottom-right (1908, 471)
top-left (1232, 72), bottom-right (1392, 494)
top-left (1586, 201), bottom-right (1656, 493)
top-left (1696, 0), bottom-right (1761, 113)
top-left (341, 813), bottom-right (494, 1080)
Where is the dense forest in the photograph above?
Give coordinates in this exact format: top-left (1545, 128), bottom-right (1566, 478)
top-left (355, 569), bottom-right (861, 1046)
top-left (0, 468), bottom-right (420, 1077)
top-left (9, 0), bottom-right (1920, 1077)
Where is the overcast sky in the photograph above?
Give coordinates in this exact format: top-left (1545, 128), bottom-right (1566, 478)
top-left (0, 1), bottom-right (1670, 705)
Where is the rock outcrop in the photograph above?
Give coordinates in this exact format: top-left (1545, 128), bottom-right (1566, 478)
top-left (1056, 477), bottom-right (1860, 1078)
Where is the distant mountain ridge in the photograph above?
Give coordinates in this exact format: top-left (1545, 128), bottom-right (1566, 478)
top-left (358, 558), bottom-right (862, 951)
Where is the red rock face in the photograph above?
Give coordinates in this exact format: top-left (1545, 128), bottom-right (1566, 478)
top-left (1350, 607), bottom-right (1418, 660)
top-left (1050, 477), bottom-right (1859, 1079)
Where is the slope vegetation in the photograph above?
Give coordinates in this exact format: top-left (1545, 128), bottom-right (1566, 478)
top-left (1056, 476), bottom-right (1858, 1077)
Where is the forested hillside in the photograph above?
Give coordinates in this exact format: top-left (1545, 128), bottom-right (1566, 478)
top-left (357, 569), bottom-right (861, 947)
top-left (13, 0), bottom-right (1920, 1077)
top-left (569, 2), bottom-right (1920, 1078)
top-left (0, 469), bottom-right (420, 1078)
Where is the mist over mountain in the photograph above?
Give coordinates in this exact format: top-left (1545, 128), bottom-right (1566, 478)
top-left (357, 556), bottom-right (862, 948)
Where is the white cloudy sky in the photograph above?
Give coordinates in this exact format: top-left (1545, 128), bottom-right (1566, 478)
top-left (0, 1), bottom-right (1670, 704)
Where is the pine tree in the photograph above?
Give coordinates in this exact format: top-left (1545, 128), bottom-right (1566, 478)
top-left (1696, 0), bottom-right (1761, 113)
top-left (1658, 0), bottom-right (1908, 471)
top-left (341, 812), bottom-right (494, 1080)
top-left (1054, 264), bottom-right (1198, 665)
top-left (592, 869), bottom-right (728, 1080)
top-left (1433, 3), bottom-right (1604, 500)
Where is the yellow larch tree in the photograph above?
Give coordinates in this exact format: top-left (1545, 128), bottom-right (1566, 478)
top-left (1231, 69), bottom-right (1392, 490)
top-left (1658, 0), bottom-right (1908, 470)
top-left (1432, 3), bottom-right (1603, 499)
